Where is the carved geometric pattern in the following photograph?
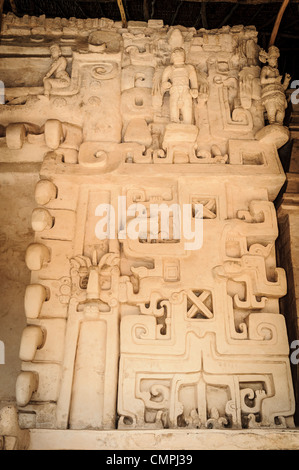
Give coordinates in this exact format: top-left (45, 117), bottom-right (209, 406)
top-left (1, 14), bottom-right (294, 439)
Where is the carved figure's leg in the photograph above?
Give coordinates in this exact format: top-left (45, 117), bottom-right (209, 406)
top-left (43, 78), bottom-right (53, 97)
top-left (44, 78), bottom-right (70, 97)
top-left (265, 100), bottom-right (278, 125)
top-left (181, 92), bottom-right (193, 125)
top-left (169, 90), bottom-right (180, 123)
top-left (276, 109), bottom-right (285, 125)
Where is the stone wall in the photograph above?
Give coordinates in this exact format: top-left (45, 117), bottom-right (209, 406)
top-left (0, 14), bottom-right (297, 449)
top-left (0, 167), bottom-right (39, 408)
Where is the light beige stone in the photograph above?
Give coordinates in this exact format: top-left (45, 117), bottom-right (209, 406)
top-left (34, 180), bottom-right (57, 206)
top-left (16, 371), bottom-right (38, 407)
top-left (31, 208), bottom-right (54, 232)
top-left (19, 326), bottom-right (44, 362)
top-left (0, 405), bottom-right (29, 450)
top-left (0, 14), bottom-right (297, 450)
top-left (25, 243), bottom-right (51, 271)
top-left (124, 118), bottom-right (152, 147)
top-left (255, 124), bottom-right (290, 150)
top-left (6, 123), bottom-right (40, 150)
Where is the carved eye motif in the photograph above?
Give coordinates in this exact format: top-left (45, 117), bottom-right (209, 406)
top-left (134, 73), bottom-right (146, 87)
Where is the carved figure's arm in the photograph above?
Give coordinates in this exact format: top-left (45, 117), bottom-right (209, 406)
top-left (161, 66), bottom-right (172, 94)
top-left (283, 73), bottom-right (292, 91)
top-left (44, 60), bottom-right (60, 80)
top-left (189, 65), bottom-right (198, 89)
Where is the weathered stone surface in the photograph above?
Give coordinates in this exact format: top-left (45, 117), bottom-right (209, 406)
top-left (28, 428), bottom-right (299, 451)
top-left (0, 405), bottom-right (29, 450)
top-left (0, 170), bottom-right (38, 411)
top-left (0, 13), bottom-right (297, 449)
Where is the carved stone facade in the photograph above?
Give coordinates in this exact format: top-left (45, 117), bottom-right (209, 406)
top-left (0, 14), bottom-right (298, 449)
top-left (277, 97), bottom-right (299, 427)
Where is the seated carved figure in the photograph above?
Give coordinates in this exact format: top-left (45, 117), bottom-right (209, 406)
top-left (161, 48), bottom-right (198, 125)
top-left (259, 46), bottom-right (291, 125)
top-left (43, 45), bottom-right (71, 98)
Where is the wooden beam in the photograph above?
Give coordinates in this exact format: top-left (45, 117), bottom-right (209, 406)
top-left (9, 0), bottom-right (18, 14)
top-left (269, 0), bottom-right (290, 46)
top-left (117, 0), bottom-right (127, 27)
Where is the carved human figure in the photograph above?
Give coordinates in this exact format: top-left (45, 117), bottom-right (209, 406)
top-left (161, 48), bottom-right (198, 124)
top-left (259, 46), bottom-right (291, 125)
top-left (43, 45), bottom-right (71, 98)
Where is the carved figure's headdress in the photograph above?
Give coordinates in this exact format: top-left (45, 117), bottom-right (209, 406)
top-left (50, 44), bottom-right (62, 56)
top-left (259, 45), bottom-right (280, 64)
top-left (171, 47), bottom-right (186, 63)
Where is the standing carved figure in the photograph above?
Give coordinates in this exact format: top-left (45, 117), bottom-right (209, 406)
top-left (259, 46), bottom-right (291, 125)
top-left (43, 45), bottom-right (71, 98)
top-left (161, 48), bottom-right (198, 124)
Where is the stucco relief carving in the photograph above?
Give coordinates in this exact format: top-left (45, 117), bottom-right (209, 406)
top-left (42, 45), bottom-right (71, 98)
top-left (0, 15), bottom-right (295, 436)
top-left (259, 46), bottom-right (291, 125)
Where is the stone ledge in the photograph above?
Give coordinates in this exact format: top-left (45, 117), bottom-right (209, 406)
top-left (28, 429), bottom-right (299, 451)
